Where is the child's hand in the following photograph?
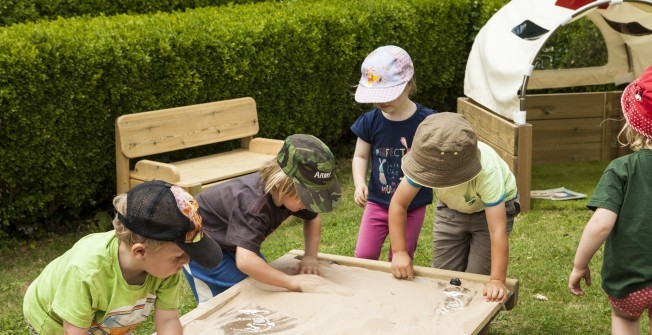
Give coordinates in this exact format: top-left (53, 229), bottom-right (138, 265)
top-left (568, 266), bottom-right (591, 296)
top-left (353, 185), bottom-right (368, 208)
top-left (288, 274), bottom-right (328, 292)
top-left (391, 251), bottom-right (414, 279)
top-left (293, 256), bottom-right (321, 275)
top-left (483, 280), bottom-right (508, 302)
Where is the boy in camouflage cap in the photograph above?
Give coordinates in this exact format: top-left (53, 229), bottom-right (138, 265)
top-left (183, 134), bottom-right (341, 303)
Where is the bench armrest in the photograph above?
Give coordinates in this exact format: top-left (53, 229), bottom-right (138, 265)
top-left (133, 160), bottom-right (181, 183)
top-left (249, 138), bottom-right (284, 155)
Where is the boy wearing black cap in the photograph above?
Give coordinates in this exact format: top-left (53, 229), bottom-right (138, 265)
top-left (23, 181), bottom-right (222, 335)
top-left (183, 134), bottom-right (341, 303)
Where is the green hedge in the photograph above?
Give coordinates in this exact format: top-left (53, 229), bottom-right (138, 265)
top-left (0, 0), bottom-right (476, 235)
top-left (0, 0), bottom-right (271, 27)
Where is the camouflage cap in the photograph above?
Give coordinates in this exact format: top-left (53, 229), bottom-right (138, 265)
top-left (277, 134), bottom-right (341, 213)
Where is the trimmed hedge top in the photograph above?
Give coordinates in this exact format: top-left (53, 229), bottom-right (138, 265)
top-left (0, 0), bottom-right (475, 234)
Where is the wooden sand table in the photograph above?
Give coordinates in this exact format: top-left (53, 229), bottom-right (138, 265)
top-left (174, 250), bottom-right (519, 335)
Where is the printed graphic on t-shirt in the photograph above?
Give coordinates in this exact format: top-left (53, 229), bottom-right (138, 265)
top-left (375, 137), bottom-right (410, 195)
top-left (89, 295), bottom-right (156, 335)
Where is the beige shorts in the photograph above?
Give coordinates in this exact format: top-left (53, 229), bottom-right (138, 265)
top-left (432, 198), bottom-right (520, 275)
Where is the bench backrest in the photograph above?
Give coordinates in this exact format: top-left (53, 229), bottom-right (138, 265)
top-left (116, 97), bottom-right (259, 158)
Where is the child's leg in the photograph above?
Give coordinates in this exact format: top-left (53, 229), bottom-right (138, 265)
top-left (354, 201), bottom-right (389, 260)
top-left (392, 205), bottom-right (426, 261)
top-left (608, 286), bottom-right (652, 335)
top-left (432, 201), bottom-right (470, 272)
top-left (183, 250), bottom-right (266, 303)
top-left (611, 307), bottom-right (640, 335)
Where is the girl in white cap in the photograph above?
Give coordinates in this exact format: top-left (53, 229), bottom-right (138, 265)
top-left (350, 45), bottom-right (435, 262)
top-left (569, 66), bottom-right (652, 334)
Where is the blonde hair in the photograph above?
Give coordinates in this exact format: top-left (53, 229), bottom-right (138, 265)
top-left (617, 122), bottom-right (652, 152)
top-left (404, 77), bottom-right (417, 97)
top-left (259, 158), bottom-right (298, 200)
top-left (112, 194), bottom-right (166, 250)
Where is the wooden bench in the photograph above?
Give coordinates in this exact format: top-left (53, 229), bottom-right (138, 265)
top-left (115, 97), bottom-right (284, 196)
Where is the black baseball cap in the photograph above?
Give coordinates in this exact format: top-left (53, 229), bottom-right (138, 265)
top-left (117, 181), bottom-right (222, 269)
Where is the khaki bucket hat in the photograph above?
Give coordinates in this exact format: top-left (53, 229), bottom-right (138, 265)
top-left (401, 112), bottom-right (482, 188)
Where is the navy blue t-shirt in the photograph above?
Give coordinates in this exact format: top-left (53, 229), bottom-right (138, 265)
top-left (350, 104), bottom-right (435, 209)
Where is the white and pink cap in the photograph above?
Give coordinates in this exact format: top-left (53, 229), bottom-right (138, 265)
top-left (354, 45), bottom-right (414, 104)
top-left (622, 66), bottom-right (652, 138)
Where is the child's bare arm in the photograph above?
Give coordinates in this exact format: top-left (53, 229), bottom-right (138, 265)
top-left (235, 246), bottom-right (299, 291)
top-left (63, 321), bottom-right (89, 335)
top-left (568, 208), bottom-right (617, 296)
top-left (389, 179), bottom-right (420, 279)
top-left (352, 138), bottom-right (371, 207)
top-left (296, 216), bottom-right (322, 275)
top-left (484, 203), bottom-right (509, 302)
top-left (153, 308), bottom-right (183, 335)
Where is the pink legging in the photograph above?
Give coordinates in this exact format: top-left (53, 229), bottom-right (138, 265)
top-left (354, 201), bottom-right (427, 261)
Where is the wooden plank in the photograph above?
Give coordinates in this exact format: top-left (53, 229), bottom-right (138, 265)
top-left (457, 98), bottom-right (531, 211)
top-left (249, 138), bottom-right (284, 155)
top-left (530, 118), bottom-right (604, 146)
top-left (533, 143), bottom-right (602, 163)
top-left (516, 124), bottom-right (532, 212)
top-left (117, 97), bottom-right (259, 158)
top-left (133, 160), bottom-right (180, 183)
top-left (479, 141), bottom-right (517, 172)
top-left (458, 98), bottom-right (518, 155)
top-left (526, 92), bottom-right (605, 120)
top-left (171, 149), bottom-right (276, 185)
top-left (115, 120), bottom-right (131, 194)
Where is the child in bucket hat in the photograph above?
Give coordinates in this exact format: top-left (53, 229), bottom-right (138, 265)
top-left (569, 66), bottom-right (652, 331)
top-left (24, 181), bottom-right (222, 334)
top-left (351, 45), bottom-right (435, 262)
top-left (183, 134), bottom-right (341, 303)
top-left (388, 112), bottom-right (520, 303)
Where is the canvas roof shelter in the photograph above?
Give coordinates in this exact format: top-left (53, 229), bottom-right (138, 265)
top-left (465, 0), bottom-right (652, 123)
top-left (459, 0), bottom-right (652, 211)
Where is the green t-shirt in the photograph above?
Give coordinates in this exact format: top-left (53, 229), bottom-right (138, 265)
top-left (23, 231), bottom-right (181, 334)
top-left (588, 150), bottom-right (652, 298)
top-left (431, 142), bottom-right (518, 213)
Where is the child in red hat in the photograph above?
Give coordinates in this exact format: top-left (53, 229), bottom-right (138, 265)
top-left (569, 66), bottom-right (652, 334)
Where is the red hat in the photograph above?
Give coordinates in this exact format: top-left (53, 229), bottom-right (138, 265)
top-left (622, 66), bottom-right (652, 138)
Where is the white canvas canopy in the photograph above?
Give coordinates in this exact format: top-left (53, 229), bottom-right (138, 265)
top-left (464, 0), bottom-right (652, 122)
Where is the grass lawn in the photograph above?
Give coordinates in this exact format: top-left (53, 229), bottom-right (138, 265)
top-left (1, 159), bottom-right (647, 334)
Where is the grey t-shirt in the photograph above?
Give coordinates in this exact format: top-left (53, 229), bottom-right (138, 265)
top-left (196, 172), bottom-right (318, 253)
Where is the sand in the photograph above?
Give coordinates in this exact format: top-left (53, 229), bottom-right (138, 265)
top-left (180, 254), bottom-right (501, 335)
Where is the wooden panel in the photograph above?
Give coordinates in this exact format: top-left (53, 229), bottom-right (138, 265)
top-left (516, 124), bottom-right (532, 212)
top-left (526, 92), bottom-right (605, 120)
top-left (458, 98), bottom-right (518, 156)
top-left (530, 118), bottom-right (604, 146)
top-left (479, 141), bottom-right (517, 172)
top-left (171, 149), bottom-right (276, 185)
top-left (458, 98), bottom-right (532, 212)
top-left (249, 138), bottom-right (284, 155)
top-left (133, 160), bottom-right (180, 183)
top-left (604, 91), bottom-right (633, 159)
top-left (533, 143), bottom-right (602, 163)
top-left (117, 97), bottom-right (259, 158)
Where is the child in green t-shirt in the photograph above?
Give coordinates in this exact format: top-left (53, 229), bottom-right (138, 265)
top-left (23, 181), bottom-right (222, 334)
top-left (388, 112), bottom-right (520, 303)
top-left (569, 66), bottom-right (652, 334)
